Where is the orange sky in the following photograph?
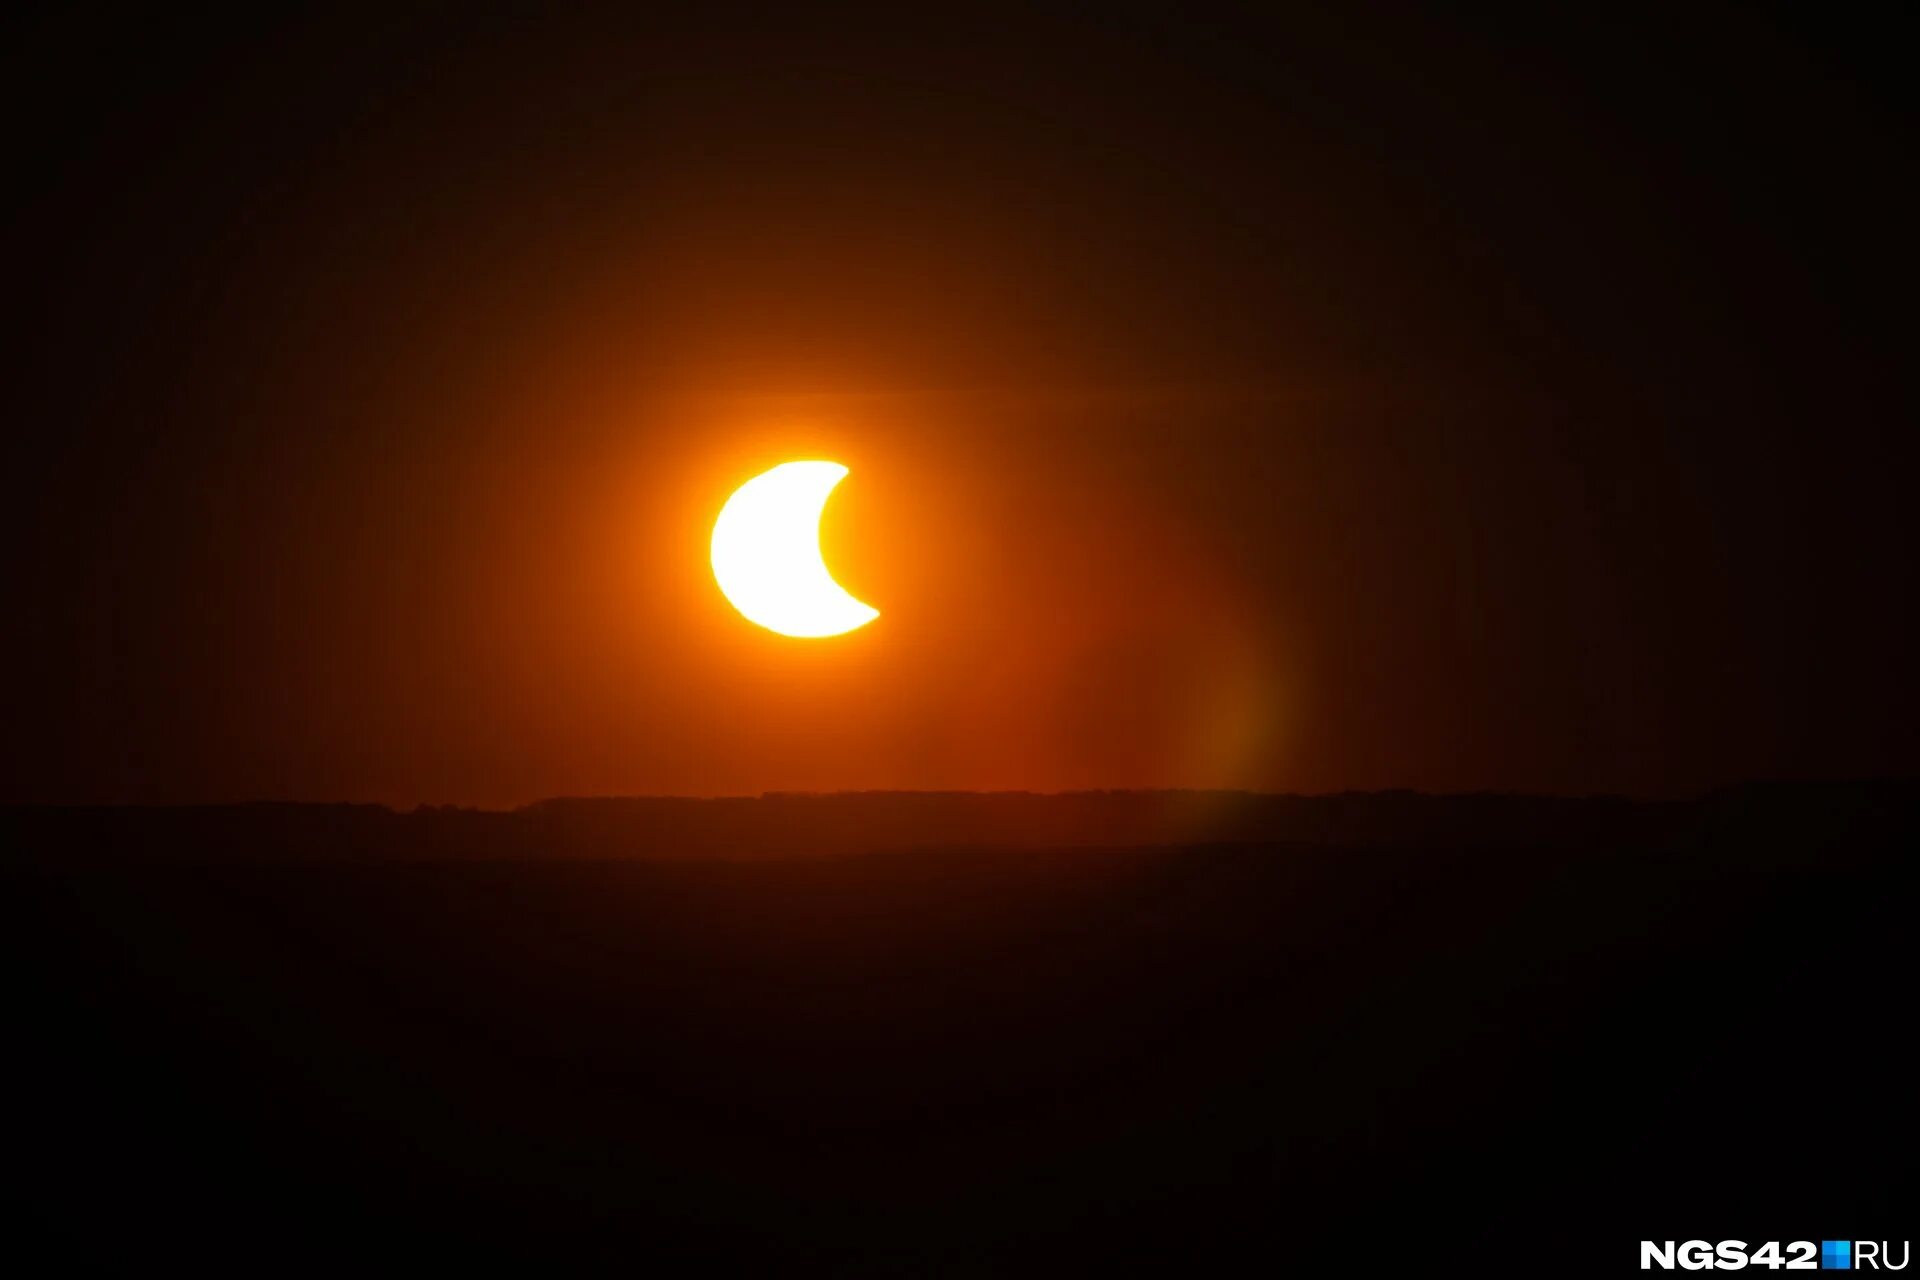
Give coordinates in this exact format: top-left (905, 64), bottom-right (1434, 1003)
top-left (4, 10), bottom-right (1913, 805)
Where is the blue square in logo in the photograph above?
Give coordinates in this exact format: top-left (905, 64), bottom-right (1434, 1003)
top-left (1822, 1240), bottom-right (1851, 1270)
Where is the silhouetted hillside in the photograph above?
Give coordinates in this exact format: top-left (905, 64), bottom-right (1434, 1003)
top-left (8, 779), bottom-right (1911, 863)
top-left (3, 782), bottom-right (1912, 1273)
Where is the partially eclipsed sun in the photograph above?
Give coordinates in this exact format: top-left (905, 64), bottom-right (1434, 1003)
top-left (711, 461), bottom-right (879, 638)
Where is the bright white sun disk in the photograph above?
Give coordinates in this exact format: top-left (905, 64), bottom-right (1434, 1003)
top-left (710, 461), bottom-right (879, 638)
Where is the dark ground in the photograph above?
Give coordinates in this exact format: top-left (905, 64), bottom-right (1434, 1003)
top-left (3, 784), bottom-right (1911, 1274)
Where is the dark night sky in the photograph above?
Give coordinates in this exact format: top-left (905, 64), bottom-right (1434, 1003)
top-left (3, 5), bottom-right (1913, 806)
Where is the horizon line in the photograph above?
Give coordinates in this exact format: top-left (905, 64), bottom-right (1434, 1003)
top-left (6, 777), bottom-right (1913, 816)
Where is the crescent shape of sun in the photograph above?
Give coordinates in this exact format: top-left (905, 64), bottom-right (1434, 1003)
top-left (710, 461), bottom-right (880, 638)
